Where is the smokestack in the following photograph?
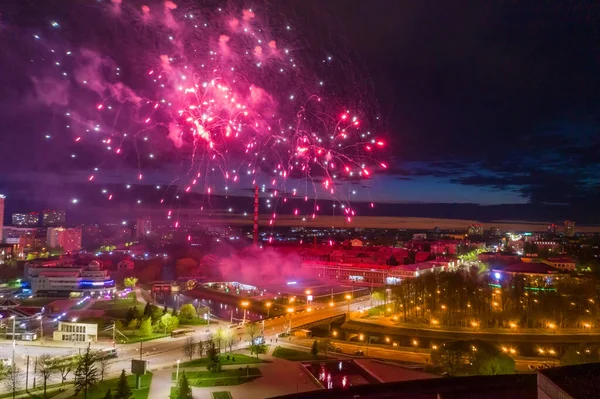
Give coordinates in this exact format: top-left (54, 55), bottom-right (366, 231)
top-left (253, 185), bottom-right (259, 246)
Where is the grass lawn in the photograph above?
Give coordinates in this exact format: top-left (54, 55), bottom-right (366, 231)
top-left (212, 392), bottom-right (233, 399)
top-left (173, 369), bottom-right (262, 387)
top-left (72, 372), bottom-right (153, 399)
top-left (272, 346), bottom-right (326, 361)
top-left (179, 317), bottom-right (208, 326)
top-left (92, 298), bottom-right (143, 319)
top-left (179, 353), bottom-right (268, 367)
top-left (0, 385), bottom-right (66, 399)
top-left (118, 332), bottom-right (168, 344)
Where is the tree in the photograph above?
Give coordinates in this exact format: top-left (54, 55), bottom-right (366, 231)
top-left (123, 277), bottom-right (138, 288)
top-left (99, 357), bottom-right (112, 381)
top-left (139, 317), bottom-right (153, 337)
top-left (245, 323), bottom-right (260, 347)
top-left (184, 337), bottom-right (196, 361)
top-left (477, 352), bottom-right (515, 375)
top-left (206, 341), bottom-right (221, 372)
top-left (103, 388), bottom-right (113, 399)
top-left (36, 354), bottom-right (56, 398)
top-left (197, 340), bottom-right (205, 358)
top-left (318, 339), bottom-right (332, 357)
top-left (311, 340), bottom-right (319, 358)
top-left (178, 371), bottom-right (193, 399)
top-left (213, 327), bottom-right (226, 350)
top-left (4, 365), bottom-right (24, 399)
top-left (114, 370), bottom-right (133, 399)
top-left (74, 345), bottom-right (99, 399)
top-left (127, 319), bottom-right (140, 330)
top-left (55, 360), bottom-right (74, 387)
top-left (250, 343), bottom-right (268, 358)
top-left (179, 304), bottom-right (197, 321)
top-left (159, 313), bottom-right (179, 333)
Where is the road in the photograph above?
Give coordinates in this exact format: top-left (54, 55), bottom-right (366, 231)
top-left (0, 292), bottom-right (546, 394)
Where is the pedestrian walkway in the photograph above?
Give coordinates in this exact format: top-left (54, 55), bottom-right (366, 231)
top-left (147, 367), bottom-right (173, 399)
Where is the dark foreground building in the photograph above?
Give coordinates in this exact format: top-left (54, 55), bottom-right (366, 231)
top-left (269, 374), bottom-right (537, 399)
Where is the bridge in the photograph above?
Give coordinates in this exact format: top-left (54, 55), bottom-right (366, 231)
top-left (291, 313), bottom-right (346, 330)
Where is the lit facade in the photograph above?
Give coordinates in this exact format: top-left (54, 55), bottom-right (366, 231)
top-left (136, 217), bottom-right (152, 238)
top-left (12, 212), bottom-right (39, 227)
top-left (42, 210), bottom-right (66, 227)
top-left (47, 227), bottom-right (82, 252)
top-left (564, 220), bottom-right (575, 237)
top-left (467, 223), bottom-right (484, 236)
top-left (53, 321), bottom-right (98, 342)
top-left (25, 260), bottom-right (115, 296)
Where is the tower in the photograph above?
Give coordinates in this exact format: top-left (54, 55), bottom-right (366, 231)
top-left (253, 185), bottom-right (259, 246)
top-left (0, 195), bottom-right (5, 242)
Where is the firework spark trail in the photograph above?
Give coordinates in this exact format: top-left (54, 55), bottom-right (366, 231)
top-left (25, 0), bottom-right (387, 231)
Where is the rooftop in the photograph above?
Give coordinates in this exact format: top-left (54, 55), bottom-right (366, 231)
top-left (539, 363), bottom-right (600, 399)
top-left (502, 261), bottom-right (560, 275)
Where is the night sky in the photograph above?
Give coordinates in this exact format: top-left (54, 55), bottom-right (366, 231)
top-left (0, 1), bottom-right (599, 225)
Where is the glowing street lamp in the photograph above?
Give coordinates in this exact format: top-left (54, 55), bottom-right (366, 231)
top-left (345, 294), bottom-right (352, 314)
top-left (265, 302), bottom-right (272, 318)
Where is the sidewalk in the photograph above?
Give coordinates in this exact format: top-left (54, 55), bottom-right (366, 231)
top-left (147, 368), bottom-right (173, 399)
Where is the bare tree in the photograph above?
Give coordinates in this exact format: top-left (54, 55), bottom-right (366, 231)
top-left (98, 357), bottom-right (112, 382)
top-left (197, 340), bottom-right (205, 359)
top-left (183, 337), bottom-right (196, 361)
top-left (36, 355), bottom-right (56, 398)
top-left (55, 361), bottom-right (74, 387)
top-left (4, 365), bottom-right (25, 399)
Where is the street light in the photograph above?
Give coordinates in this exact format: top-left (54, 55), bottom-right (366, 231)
top-left (10, 316), bottom-right (15, 363)
top-left (286, 307), bottom-right (294, 334)
top-left (265, 302), bottom-right (272, 318)
top-left (176, 359), bottom-right (181, 382)
top-left (345, 294), bottom-right (352, 314)
top-left (241, 301), bottom-right (249, 325)
top-left (37, 316), bottom-right (43, 345)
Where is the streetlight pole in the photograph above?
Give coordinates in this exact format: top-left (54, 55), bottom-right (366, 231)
top-left (37, 316), bottom-right (43, 345)
top-left (10, 316), bottom-right (16, 364)
top-left (176, 359), bottom-right (181, 383)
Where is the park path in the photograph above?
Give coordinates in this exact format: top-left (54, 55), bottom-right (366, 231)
top-left (147, 367), bottom-right (173, 399)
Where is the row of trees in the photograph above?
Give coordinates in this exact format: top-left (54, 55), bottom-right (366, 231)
top-left (384, 267), bottom-right (600, 329)
top-left (431, 340), bottom-right (515, 375)
top-left (0, 346), bottom-right (133, 399)
top-left (120, 302), bottom-right (180, 338)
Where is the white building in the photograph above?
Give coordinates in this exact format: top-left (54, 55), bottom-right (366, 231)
top-left (53, 321), bottom-right (98, 342)
top-left (25, 260), bottom-right (115, 297)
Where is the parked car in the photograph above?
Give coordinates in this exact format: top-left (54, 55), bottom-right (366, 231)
top-left (354, 350), bottom-right (364, 356)
top-left (335, 347), bottom-right (343, 353)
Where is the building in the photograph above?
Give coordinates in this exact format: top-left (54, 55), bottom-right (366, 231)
top-left (2, 227), bottom-right (41, 257)
top-left (548, 224), bottom-right (558, 235)
top-left (12, 212), bottom-right (39, 227)
top-left (489, 227), bottom-right (502, 237)
top-left (564, 220), bottom-right (575, 237)
top-left (42, 210), bottom-right (66, 227)
top-left (25, 260), bottom-right (115, 297)
top-left (303, 260), bottom-right (459, 286)
top-left (545, 257), bottom-right (576, 272)
top-left (53, 321), bottom-right (98, 342)
top-left (468, 223), bottom-right (484, 236)
top-left (538, 363), bottom-right (600, 399)
top-left (430, 240), bottom-right (460, 255)
top-left (0, 195), bottom-right (4, 242)
top-left (136, 217), bottom-right (152, 239)
top-left (47, 227), bottom-right (82, 252)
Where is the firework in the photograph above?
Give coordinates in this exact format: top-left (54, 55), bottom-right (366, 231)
top-left (25, 0), bottom-right (386, 229)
